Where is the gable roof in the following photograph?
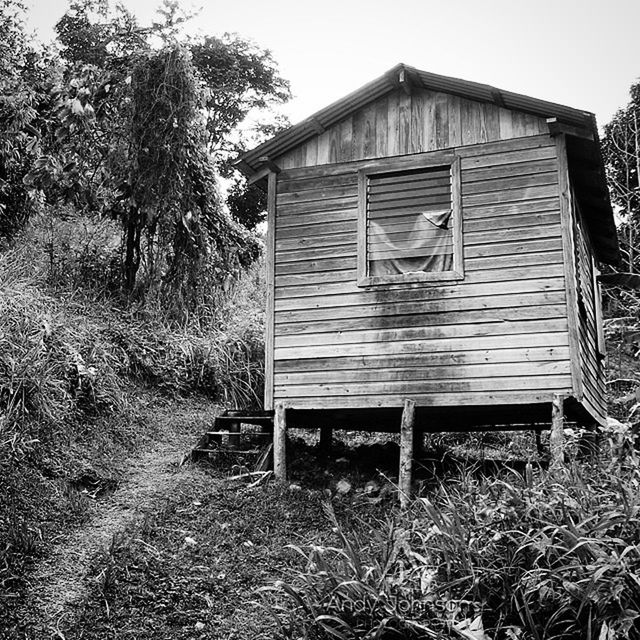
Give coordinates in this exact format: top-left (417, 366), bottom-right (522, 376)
top-left (236, 63), bottom-right (619, 265)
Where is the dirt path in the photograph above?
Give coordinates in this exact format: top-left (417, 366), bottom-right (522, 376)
top-left (24, 429), bottom-right (205, 637)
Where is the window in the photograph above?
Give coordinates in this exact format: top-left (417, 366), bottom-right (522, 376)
top-left (357, 155), bottom-right (463, 286)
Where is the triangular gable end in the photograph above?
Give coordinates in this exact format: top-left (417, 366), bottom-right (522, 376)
top-left (236, 64), bottom-right (618, 265)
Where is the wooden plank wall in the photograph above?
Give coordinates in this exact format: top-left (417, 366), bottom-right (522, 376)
top-left (271, 134), bottom-right (573, 410)
top-left (276, 88), bottom-right (548, 170)
top-left (572, 200), bottom-right (607, 423)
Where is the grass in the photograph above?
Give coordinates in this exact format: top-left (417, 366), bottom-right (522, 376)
top-left (0, 213), bottom-right (266, 631)
top-left (262, 429), bottom-right (640, 640)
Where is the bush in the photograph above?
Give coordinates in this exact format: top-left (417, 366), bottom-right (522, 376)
top-left (263, 434), bottom-right (640, 640)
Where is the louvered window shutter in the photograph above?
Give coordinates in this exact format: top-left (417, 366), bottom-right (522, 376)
top-left (366, 166), bottom-right (453, 276)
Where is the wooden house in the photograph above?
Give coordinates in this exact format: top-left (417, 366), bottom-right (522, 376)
top-left (236, 64), bottom-right (619, 480)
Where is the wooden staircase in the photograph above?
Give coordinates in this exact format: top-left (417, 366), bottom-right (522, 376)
top-left (191, 409), bottom-right (274, 469)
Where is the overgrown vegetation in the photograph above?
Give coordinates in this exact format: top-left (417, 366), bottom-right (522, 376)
top-left (263, 425), bottom-right (640, 639)
top-left (0, 210), bottom-right (265, 629)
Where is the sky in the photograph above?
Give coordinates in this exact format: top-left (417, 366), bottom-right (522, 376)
top-left (24, 0), bottom-right (640, 130)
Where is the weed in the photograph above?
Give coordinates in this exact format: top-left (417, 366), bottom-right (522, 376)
top-left (263, 443), bottom-right (640, 640)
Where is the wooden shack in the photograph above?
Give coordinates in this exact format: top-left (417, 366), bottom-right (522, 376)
top-left (236, 64), bottom-right (619, 480)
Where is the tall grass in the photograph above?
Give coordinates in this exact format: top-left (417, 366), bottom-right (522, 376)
top-left (0, 212), bottom-right (265, 606)
top-left (263, 429), bottom-right (640, 639)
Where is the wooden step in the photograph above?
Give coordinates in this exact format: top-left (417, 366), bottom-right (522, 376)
top-left (205, 431), bottom-right (271, 437)
top-left (214, 415), bottom-right (274, 428)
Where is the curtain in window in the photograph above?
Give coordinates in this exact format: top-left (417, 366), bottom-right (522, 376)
top-left (367, 167), bottom-right (453, 276)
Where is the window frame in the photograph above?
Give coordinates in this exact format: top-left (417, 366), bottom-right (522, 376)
top-left (356, 153), bottom-right (464, 287)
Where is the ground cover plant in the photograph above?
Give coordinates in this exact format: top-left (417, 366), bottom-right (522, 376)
top-left (262, 426), bottom-right (640, 640)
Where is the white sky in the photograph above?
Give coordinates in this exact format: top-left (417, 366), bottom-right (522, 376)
top-left (25, 0), bottom-right (640, 130)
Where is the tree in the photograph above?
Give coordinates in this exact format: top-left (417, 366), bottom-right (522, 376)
top-left (602, 81), bottom-right (640, 271)
top-left (25, 0), bottom-right (288, 302)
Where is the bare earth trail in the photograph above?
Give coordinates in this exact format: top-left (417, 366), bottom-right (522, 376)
top-left (23, 423), bottom-right (209, 638)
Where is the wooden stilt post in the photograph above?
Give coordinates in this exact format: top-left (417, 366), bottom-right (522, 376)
top-left (319, 426), bottom-right (332, 458)
top-left (399, 399), bottom-right (416, 509)
top-left (535, 428), bottom-right (543, 458)
top-left (549, 394), bottom-right (565, 471)
top-left (273, 402), bottom-right (287, 481)
top-left (228, 420), bottom-right (240, 449)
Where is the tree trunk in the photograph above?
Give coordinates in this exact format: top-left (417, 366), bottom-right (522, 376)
top-left (124, 209), bottom-right (141, 292)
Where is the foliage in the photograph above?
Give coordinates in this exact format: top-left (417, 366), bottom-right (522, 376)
top-left (264, 441), bottom-right (640, 640)
top-left (0, 217), bottom-right (265, 617)
top-left (602, 81), bottom-right (640, 271)
top-left (0, 0), bottom-right (52, 238)
top-left (21, 0), bottom-right (287, 304)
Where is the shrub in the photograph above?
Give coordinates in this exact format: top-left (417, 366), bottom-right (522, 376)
top-left (263, 438), bottom-right (640, 640)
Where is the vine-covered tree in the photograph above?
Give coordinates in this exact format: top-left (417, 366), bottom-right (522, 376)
top-left (24, 0), bottom-right (289, 305)
top-left (602, 81), bottom-right (640, 271)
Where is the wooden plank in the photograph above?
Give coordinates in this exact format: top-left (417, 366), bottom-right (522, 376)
top-left (276, 219), bottom-right (356, 239)
top-left (316, 129), bottom-right (330, 165)
top-left (398, 91), bottom-right (411, 155)
top-left (387, 91), bottom-right (400, 156)
top-left (463, 171), bottom-right (557, 195)
top-left (276, 269), bottom-right (356, 288)
top-left (274, 346), bottom-right (571, 373)
top-left (434, 91), bottom-right (449, 149)
top-left (275, 375), bottom-right (572, 398)
top-left (278, 172), bottom-right (358, 195)
top-left (274, 331), bottom-right (569, 361)
top-left (273, 391), bottom-right (571, 410)
top-left (447, 94), bottom-right (462, 147)
top-left (275, 304), bottom-right (567, 336)
top-left (278, 195), bottom-right (357, 216)
top-left (264, 171), bottom-right (277, 410)
top-left (411, 90), bottom-right (425, 153)
top-left (275, 275), bottom-right (565, 308)
top-left (305, 137), bottom-right (318, 167)
top-left (374, 95), bottom-right (388, 157)
top-left (275, 361), bottom-right (572, 385)
top-left (461, 144), bottom-right (555, 170)
top-left (339, 116), bottom-right (353, 162)
top-left (463, 184), bottom-right (559, 207)
top-left (465, 211), bottom-right (560, 233)
top-left (275, 289), bottom-right (567, 324)
top-left (274, 318), bottom-right (569, 350)
top-left (499, 107), bottom-right (515, 139)
top-left (278, 209), bottom-right (356, 229)
top-left (484, 103), bottom-right (501, 141)
top-left (277, 244), bottom-right (355, 264)
top-left (276, 231), bottom-right (356, 252)
top-left (277, 183), bottom-right (356, 205)
top-left (462, 197), bottom-right (560, 218)
top-left (464, 158), bottom-right (557, 183)
top-left (464, 224), bottom-right (560, 246)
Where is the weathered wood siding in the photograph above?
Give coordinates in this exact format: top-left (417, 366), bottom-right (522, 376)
top-left (572, 195), bottom-right (607, 423)
top-left (275, 88), bottom-right (548, 170)
top-left (270, 134), bottom-right (573, 410)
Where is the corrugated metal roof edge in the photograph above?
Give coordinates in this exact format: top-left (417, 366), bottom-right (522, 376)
top-left (236, 62), bottom-right (596, 173)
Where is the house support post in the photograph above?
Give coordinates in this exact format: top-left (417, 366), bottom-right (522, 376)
top-left (549, 394), bottom-right (565, 472)
top-left (274, 402), bottom-right (287, 481)
top-left (228, 420), bottom-right (240, 449)
top-left (319, 426), bottom-right (332, 458)
top-left (399, 399), bottom-right (416, 509)
top-left (535, 428), bottom-right (543, 458)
